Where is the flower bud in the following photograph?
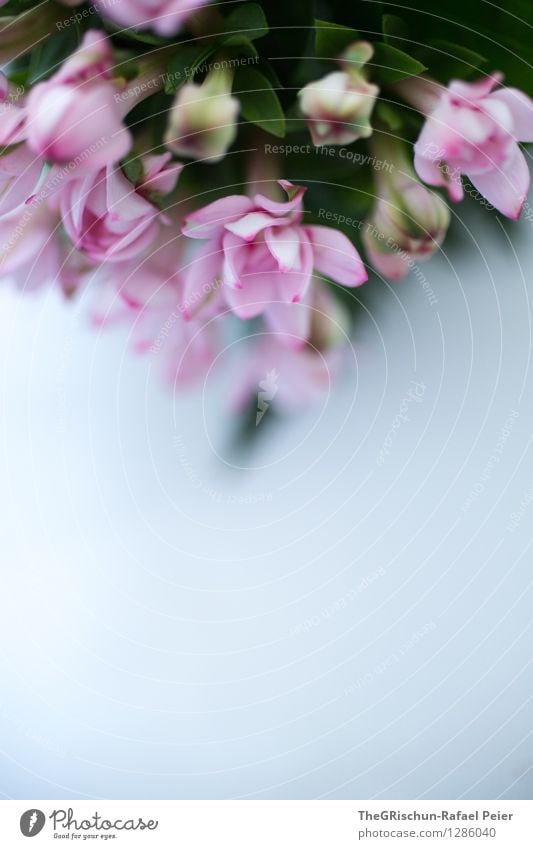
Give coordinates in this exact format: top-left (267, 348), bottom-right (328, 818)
top-left (299, 42), bottom-right (378, 146)
top-left (165, 67), bottom-right (239, 163)
top-left (363, 149), bottom-right (450, 280)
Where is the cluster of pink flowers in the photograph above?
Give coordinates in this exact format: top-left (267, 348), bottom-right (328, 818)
top-left (0, 26), bottom-right (532, 413)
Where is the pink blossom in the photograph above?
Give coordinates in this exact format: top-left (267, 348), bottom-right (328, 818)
top-left (0, 198), bottom-right (60, 291)
top-left (0, 74), bottom-right (30, 147)
top-left (181, 181), bottom-right (367, 344)
top-left (0, 144), bottom-right (43, 215)
top-left (88, 235), bottom-right (219, 386)
top-left (26, 31), bottom-right (132, 168)
top-left (95, 0), bottom-right (209, 37)
top-left (231, 332), bottom-right (346, 416)
top-left (406, 74), bottom-right (533, 219)
top-left (54, 154), bottom-right (181, 263)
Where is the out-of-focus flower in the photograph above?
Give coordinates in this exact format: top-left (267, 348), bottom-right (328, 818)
top-left (165, 66), bottom-right (239, 163)
top-left (0, 145), bottom-right (43, 216)
top-left (88, 232), bottom-right (220, 386)
top-left (135, 152), bottom-right (183, 199)
top-left (362, 138), bottom-right (450, 280)
top-left (54, 155), bottom-right (181, 263)
top-left (26, 30), bottom-right (132, 169)
top-left (299, 42), bottom-right (378, 146)
top-left (95, 0), bottom-right (209, 37)
top-left (0, 74), bottom-right (29, 147)
top-left (231, 330), bottom-right (347, 416)
top-left (0, 198), bottom-right (60, 290)
top-left (397, 73), bottom-right (533, 219)
top-left (181, 180), bottom-right (367, 344)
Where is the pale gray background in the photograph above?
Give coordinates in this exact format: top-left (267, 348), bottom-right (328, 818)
top-left (0, 203), bottom-right (532, 799)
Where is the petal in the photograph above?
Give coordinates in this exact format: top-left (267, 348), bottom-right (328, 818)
top-left (274, 231), bottom-right (314, 302)
top-left (307, 225), bottom-right (367, 286)
top-left (225, 210), bottom-right (292, 241)
top-left (181, 239), bottom-right (223, 319)
top-left (224, 273), bottom-right (273, 319)
top-left (448, 73), bottom-right (502, 102)
top-left (490, 87), bottom-right (533, 142)
top-left (253, 182), bottom-right (306, 215)
top-left (264, 298), bottom-right (311, 349)
top-left (265, 225), bottom-right (302, 271)
top-left (468, 144), bottom-right (530, 219)
top-left (414, 145), bottom-right (464, 202)
top-left (221, 230), bottom-right (250, 287)
top-left (183, 195), bottom-right (254, 239)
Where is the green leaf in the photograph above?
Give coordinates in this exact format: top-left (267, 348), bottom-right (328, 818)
top-left (315, 19), bottom-right (360, 59)
top-left (121, 156), bottom-right (142, 184)
top-left (382, 14), bottom-right (409, 45)
top-left (225, 3), bottom-right (269, 41)
top-left (370, 43), bottom-right (426, 83)
top-left (374, 101), bottom-right (405, 131)
top-left (426, 40), bottom-right (487, 79)
top-left (165, 44), bottom-right (214, 93)
top-left (234, 66), bottom-right (286, 137)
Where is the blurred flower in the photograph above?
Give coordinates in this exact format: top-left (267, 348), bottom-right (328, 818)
top-left (0, 199), bottom-right (60, 290)
top-left (88, 231), bottom-right (220, 386)
top-left (54, 154), bottom-right (181, 263)
top-left (398, 73), bottom-right (533, 219)
top-left (181, 180), bottom-right (367, 344)
top-left (95, 0), bottom-right (209, 37)
top-left (299, 42), bottom-right (378, 146)
top-left (231, 331), bottom-right (347, 416)
top-left (0, 74), bottom-right (29, 147)
top-left (26, 30), bottom-right (132, 169)
top-left (165, 66), bottom-right (240, 163)
top-left (363, 138), bottom-right (450, 280)
top-left (0, 145), bottom-right (43, 216)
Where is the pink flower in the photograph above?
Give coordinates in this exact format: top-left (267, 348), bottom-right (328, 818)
top-left (0, 74), bottom-right (29, 147)
top-left (0, 145), bottom-right (43, 215)
top-left (406, 74), bottom-right (533, 219)
top-left (0, 198), bottom-right (60, 291)
top-left (231, 331), bottom-right (347, 416)
top-left (88, 235), bottom-right (219, 386)
top-left (95, 0), bottom-right (209, 37)
top-left (26, 31), bottom-right (132, 168)
top-left (181, 181), bottom-right (367, 344)
top-left (54, 154), bottom-right (181, 263)
top-left (0, 76), bottom-right (44, 212)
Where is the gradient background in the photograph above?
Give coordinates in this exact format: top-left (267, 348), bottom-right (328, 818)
top-left (0, 202), bottom-right (532, 800)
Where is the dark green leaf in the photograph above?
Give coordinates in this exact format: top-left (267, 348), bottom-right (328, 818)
top-left (424, 40), bottom-right (487, 80)
top-left (315, 19), bottom-right (360, 60)
top-left (382, 14), bottom-right (409, 46)
top-left (370, 43), bottom-right (426, 84)
top-left (121, 156), bottom-right (142, 184)
top-left (234, 67), bottom-right (286, 137)
top-left (374, 101), bottom-right (405, 131)
top-left (165, 43), bottom-right (214, 93)
top-left (225, 3), bottom-right (269, 41)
